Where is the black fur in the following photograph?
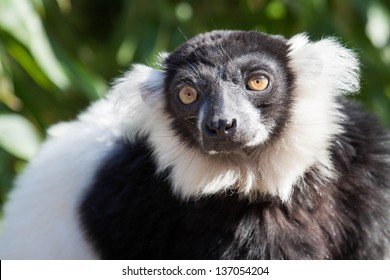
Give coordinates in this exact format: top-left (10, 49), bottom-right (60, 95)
top-left (80, 99), bottom-right (390, 259)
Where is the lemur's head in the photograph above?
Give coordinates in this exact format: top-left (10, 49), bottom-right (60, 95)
top-left (133, 30), bottom-right (359, 200)
top-left (163, 31), bottom-right (293, 155)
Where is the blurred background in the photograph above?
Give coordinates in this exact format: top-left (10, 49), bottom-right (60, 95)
top-left (0, 0), bottom-right (390, 211)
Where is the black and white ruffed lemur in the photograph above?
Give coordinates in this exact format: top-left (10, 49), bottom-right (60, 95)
top-left (0, 30), bottom-right (389, 259)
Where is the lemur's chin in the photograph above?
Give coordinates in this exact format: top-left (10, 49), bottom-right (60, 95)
top-left (201, 141), bottom-right (244, 154)
top-left (201, 141), bottom-right (258, 157)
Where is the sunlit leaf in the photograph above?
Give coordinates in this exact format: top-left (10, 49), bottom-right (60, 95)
top-left (6, 39), bottom-right (54, 91)
top-left (365, 2), bottom-right (390, 48)
top-left (0, 114), bottom-right (41, 160)
top-left (0, 0), bottom-right (69, 89)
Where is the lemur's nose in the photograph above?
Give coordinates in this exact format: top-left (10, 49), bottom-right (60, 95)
top-left (205, 118), bottom-right (237, 139)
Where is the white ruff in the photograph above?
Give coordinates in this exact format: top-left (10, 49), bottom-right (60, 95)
top-left (141, 35), bottom-right (360, 201)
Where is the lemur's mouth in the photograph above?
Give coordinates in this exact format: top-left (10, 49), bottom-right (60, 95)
top-left (201, 139), bottom-right (258, 157)
top-left (201, 137), bottom-right (243, 154)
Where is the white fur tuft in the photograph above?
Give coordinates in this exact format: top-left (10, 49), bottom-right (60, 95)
top-left (287, 34), bottom-right (360, 95)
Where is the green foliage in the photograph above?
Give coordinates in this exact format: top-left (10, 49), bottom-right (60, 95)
top-left (0, 0), bottom-right (389, 208)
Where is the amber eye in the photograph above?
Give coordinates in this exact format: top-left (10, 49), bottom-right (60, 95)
top-left (246, 75), bottom-right (269, 91)
top-left (178, 86), bottom-right (198, 104)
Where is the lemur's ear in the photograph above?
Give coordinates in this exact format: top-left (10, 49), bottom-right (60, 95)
top-left (140, 68), bottom-right (166, 107)
top-left (157, 52), bottom-right (170, 68)
top-left (287, 34), bottom-right (360, 96)
top-left (137, 52), bottom-right (170, 107)
top-left (122, 64), bottom-right (166, 107)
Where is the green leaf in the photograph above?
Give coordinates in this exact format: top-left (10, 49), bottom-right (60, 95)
top-left (0, 114), bottom-right (41, 160)
top-left (0, 0), bottom-right (69, 89)
top-left (6, 39), bottom-right (55, 91)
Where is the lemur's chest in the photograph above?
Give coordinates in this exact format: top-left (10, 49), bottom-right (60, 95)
top-left (79, 140), bottom-right (343, 260)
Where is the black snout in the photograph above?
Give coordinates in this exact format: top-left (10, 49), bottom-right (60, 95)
top-left (205, 118), bottom-right (237, 139)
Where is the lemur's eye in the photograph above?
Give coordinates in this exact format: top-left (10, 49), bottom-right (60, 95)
top-left (179, 86), bottom-right (198, 104)
top-left (246, 75), bottom-right (269, 91)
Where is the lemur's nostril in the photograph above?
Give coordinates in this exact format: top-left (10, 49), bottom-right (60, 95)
top-left (205, 118), bottom-right (237, 139)
top-left (225, 119), bottom-right (237, 131)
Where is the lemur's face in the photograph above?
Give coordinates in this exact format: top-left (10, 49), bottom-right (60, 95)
top-left (163, 31), bottom-right (294, 154)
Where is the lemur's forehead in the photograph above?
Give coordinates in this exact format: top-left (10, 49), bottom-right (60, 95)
top-left (169, 53), bottom-right (281, 84)
top-left (165, 30), bottom-right (290, 73)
